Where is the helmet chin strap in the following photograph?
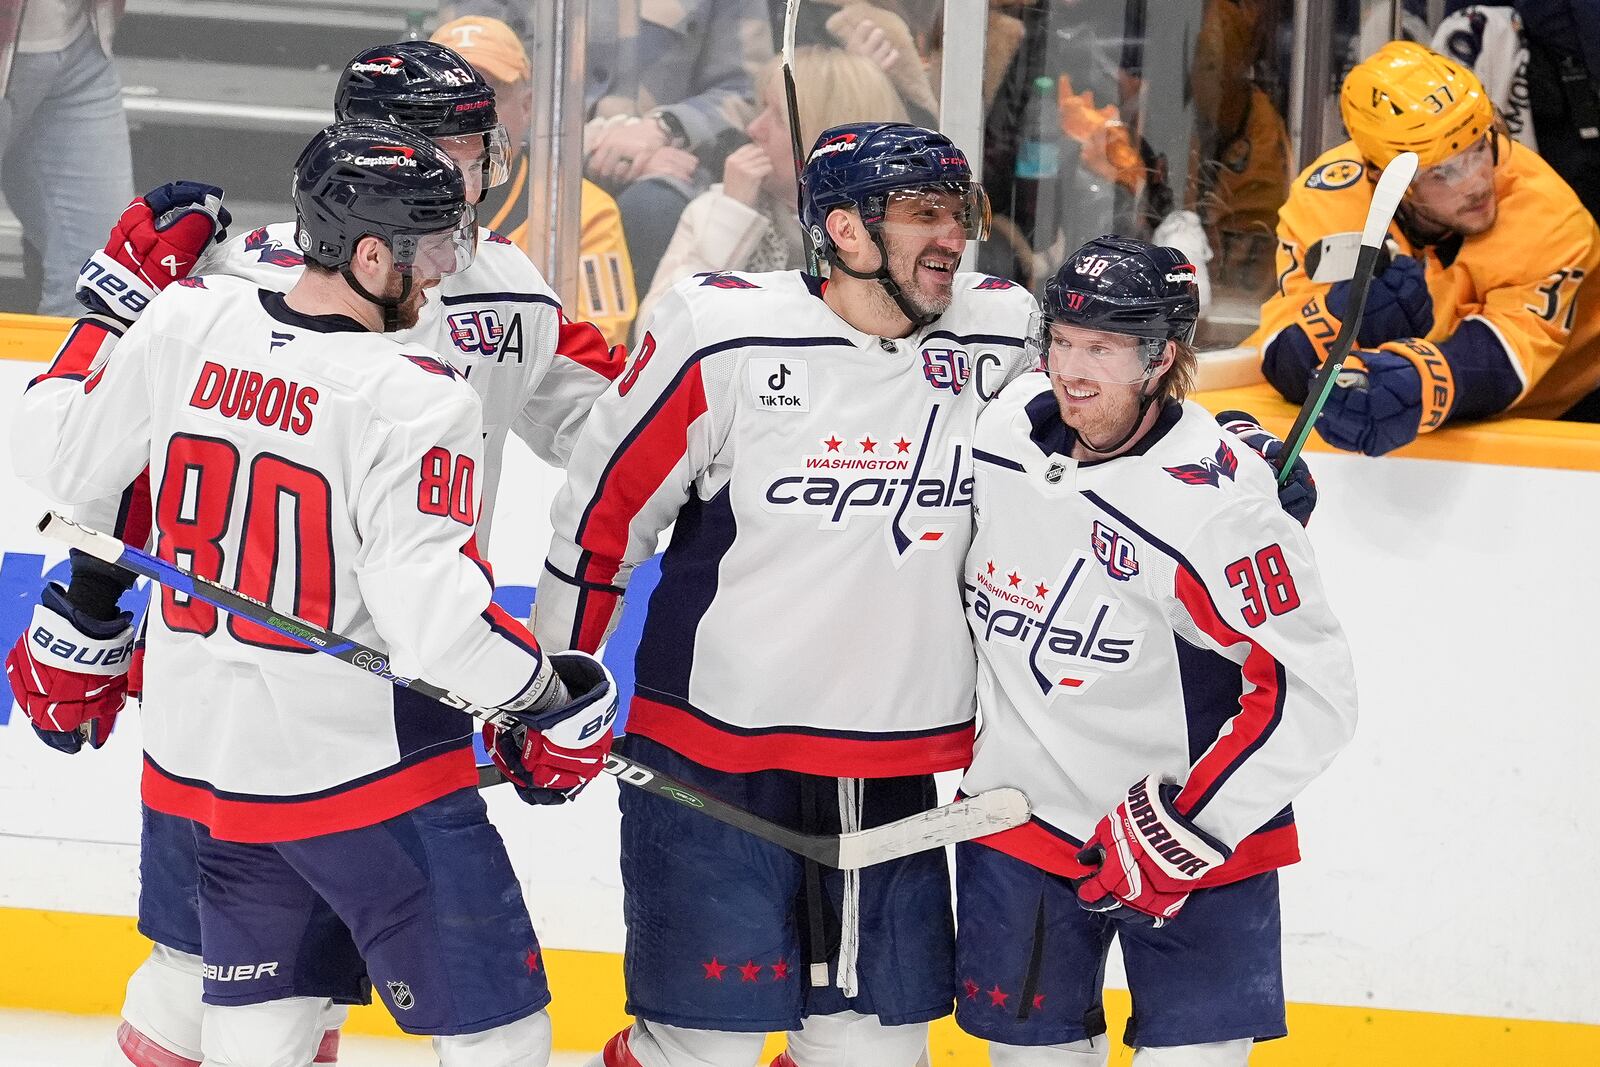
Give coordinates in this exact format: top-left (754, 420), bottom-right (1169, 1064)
top-left (341, 267), bottom-right (412, 333)
top-left (830, 228), bottom-right (939, 330)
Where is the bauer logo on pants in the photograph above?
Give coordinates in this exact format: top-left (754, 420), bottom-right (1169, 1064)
top-left (749, 358), bottom-right (809, 411)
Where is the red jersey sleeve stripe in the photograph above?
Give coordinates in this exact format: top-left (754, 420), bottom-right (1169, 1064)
top-left (575, 363), bottom-right (708, 587)
top-left (28, 318), bottom-right (122, 389)
top-left (557, 313), bottom-right (626, 380)
top-left (1172, 565), bottom-right (1288, 818)
top-left (115, 468), bottom-right (154, 547)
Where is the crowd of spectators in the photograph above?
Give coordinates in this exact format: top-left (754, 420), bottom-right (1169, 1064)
top-left (5, 0), bottom-right (1600, 435)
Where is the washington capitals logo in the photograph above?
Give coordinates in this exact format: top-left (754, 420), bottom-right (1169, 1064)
top-left (968, 554), bottom-right (1143, 697)
top-left (761, 403), bottom-right (970, 566)
top-left (403, 354), bottom-right (461, 380)
top-left (485, 231), bottom-right (512, 245)
top-left (1164, 441), bottom-right (1237, 487)
top-left (244, 227), bottom-right (304, 269)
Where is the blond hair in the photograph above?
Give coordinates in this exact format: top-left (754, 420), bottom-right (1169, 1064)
top-left (759, 47), bottom-right (909, 148)
top-left (1158, 340), bottom-right (1199, 403)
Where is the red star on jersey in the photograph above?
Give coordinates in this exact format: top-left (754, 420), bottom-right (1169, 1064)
top-left (988, 984), bottom-right (1009, 1007)
top-left (771, 959), bottom-right (790, 980)
top-left (1007, 572), bottom-right (1022, 588)
top-left (523, 948), bottom-right (541, 974)
top-left (739, 961), bottom-right (763, 982)
top-left (1035, 582), bottom-right (1050, 598)
top-left (860, 437), bottom-right (877, 452)
top-left (986, 561), bottom-right (996, 575)
top-left (963, 978), bottom-right (980, 1001)
top-left (1032, 993), bottom-right (1046, 1010)
top-left (702, 958), bottom-right (727, 981)
top-left (895, 437), bottom-right (911, 453)
top-left (824, 435), bottom-right (842, 451)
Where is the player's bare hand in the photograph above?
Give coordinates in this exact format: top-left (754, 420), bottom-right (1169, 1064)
top-left (722, 143), bottom-right (775, 207)
top-left (838, 19), bottom-right (900, 71)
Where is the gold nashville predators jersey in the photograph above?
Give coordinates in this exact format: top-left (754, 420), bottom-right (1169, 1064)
top-left (1251, 138), bottom-right (1600, 420)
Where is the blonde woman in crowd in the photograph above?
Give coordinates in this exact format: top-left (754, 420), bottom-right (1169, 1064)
top-left (635, 46), bottom-right (907, 333)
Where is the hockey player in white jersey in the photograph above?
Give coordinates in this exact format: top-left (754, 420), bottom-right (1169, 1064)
top-left (2, 41), bottom-right (622, 1067)
top-left (11, 120), bottom-right (617, 1067)
top-left (953, 236), bottom-right (1357, 1066)
top-left (534, 121), bottom-right (1037, 1066)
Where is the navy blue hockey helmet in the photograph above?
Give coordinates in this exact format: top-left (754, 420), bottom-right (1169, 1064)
top-left (335, 41), bottom-right (510, 193)
top-left (292, 121), bottom-right (475, 329)
top-left (1039, 235), bottom-right (1199, 370)
top-left (798, 122), bottom-right (990, 262)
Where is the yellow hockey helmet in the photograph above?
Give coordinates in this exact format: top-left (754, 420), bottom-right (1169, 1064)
top-left (1340, 41), bottom-right (1497, 169)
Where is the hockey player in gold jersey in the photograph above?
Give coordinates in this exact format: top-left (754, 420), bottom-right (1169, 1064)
top-left (1252, 41), bottom-right (1600, 455)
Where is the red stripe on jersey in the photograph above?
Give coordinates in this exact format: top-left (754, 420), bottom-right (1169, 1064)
top-left (578, 366), bottom-right (708, 586)
top-left (626, 695), bottom-right (975, 777)
top-left (31, 318), bottom-right (117, 387)
top-left (117, 1021), bottom-right (201, 1067)
top-left (117, 468), bottom-right (154, 547)
top-left (1171, 566), bottom-right (1286, 817)
top-left (973, 817), bottom-right (1299, 888)
top-left (141, 748), bottom-right (476, 843)
top-left (558, 312), bottom-right (626, 380)
top-left (575, 587), bottom-right (620, 654)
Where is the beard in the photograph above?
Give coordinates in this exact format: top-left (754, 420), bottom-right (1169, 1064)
top-left (381, 274), bottom-right (427, 332)
top-left (1055, 379), bottom-right (1148, 453)
top-left (883, 242), bottom-right (958, 322)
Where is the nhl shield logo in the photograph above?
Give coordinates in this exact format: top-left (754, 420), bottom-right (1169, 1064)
top-left (387, 980), bottom-right (415, 1010)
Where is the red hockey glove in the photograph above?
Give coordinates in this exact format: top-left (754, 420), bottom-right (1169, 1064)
top-left (1071, 775), bottom-right (1230, 927)
top-left (77, 181), bottom-right (231, 323)
top-left (5, 584), bottom-right (135, 754)
top-left (485, 651), bottom-right (618, 806)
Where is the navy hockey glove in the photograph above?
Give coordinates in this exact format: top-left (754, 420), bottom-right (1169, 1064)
top-left (1070, 776), bottom-right (1230, 927)
top-left (485, 651), bottom-right (619, 806)
top-left (1327, 253), bottom-right (1433, 349)
top-left (5, 583), bottom-right (135, 754)
top-left (1316, 339), bottom-right (1455, 456)
top-left (1216, 411), bottom-right (1317, 526)
top-left (77, 181), bottom-right (231, 323)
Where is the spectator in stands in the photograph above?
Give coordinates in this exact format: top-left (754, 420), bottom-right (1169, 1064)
top-left (432, 16), bottom-right (640, 348)
top-left (439, 0), bottom-right (773, 296)
top-left (786, 0), bottom-right (939, 126)
top-left (1254, 42), bottom-right (1600, 454)
top-left (0, 0), bottom-right (132, 317)
top-left (635, 45), bottom-right (906, 331)
top-left (1512, 1), bottom-right (1600, 222)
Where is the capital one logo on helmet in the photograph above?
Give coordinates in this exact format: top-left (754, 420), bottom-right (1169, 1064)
top-left (351, 56), bottom-right (404, 75)
top-left (810, 133), bottom-right (859, 160)
top-left (761, 403), bottom-right (971, 565)
top-left (351, 146), bottom-right (419, 169)
top-left (967, 553), bottom-right (1144, 697)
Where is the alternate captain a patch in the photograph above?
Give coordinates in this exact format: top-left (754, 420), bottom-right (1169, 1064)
top-left (1305, 159), bottom-right (1365, 192)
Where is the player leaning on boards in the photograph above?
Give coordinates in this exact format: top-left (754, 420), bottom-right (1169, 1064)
top-left (956, 238), bottom-right (1357, 1067)
top-left (2, 41), bottom-right (622, 1067)
top-left (1253, 40), bottom-right (1600, 455)
top-left (532, 121), bottom-right (1316, 1067)
top-left (10, 120), bottom-right (616, 1067)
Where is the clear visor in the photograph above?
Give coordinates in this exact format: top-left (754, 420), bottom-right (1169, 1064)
top-left (1035, 316), bottom-right (1161, 385)
top-left (434, 125), bottom-right (512, 191)
top-left (874, 185), bottom-right (991, 243)
top-left (1412, 134), bottom-right (1495, 192)
top-left (390, 205), bottom-right (478, 278)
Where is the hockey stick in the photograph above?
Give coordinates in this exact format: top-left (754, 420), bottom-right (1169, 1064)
top-left (1274, 151), bottom-right (1419, 486)
top-left (782, 0), bottom-right (821, 276)
top-left (38, 512), bottom-right (1029, 869)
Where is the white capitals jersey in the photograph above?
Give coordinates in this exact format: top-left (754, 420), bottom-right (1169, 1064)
top-left (12, 277), bottom-right (549, 843)
top-left (70, 222), bottom-right (622, 549)
top-left (537, 270), bottom-right (1039, 778)
top-left (959, 379), bottom-right (1358, 885)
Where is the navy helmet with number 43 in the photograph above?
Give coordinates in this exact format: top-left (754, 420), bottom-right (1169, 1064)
top-left (335, 40), bottom-right (511, 197)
